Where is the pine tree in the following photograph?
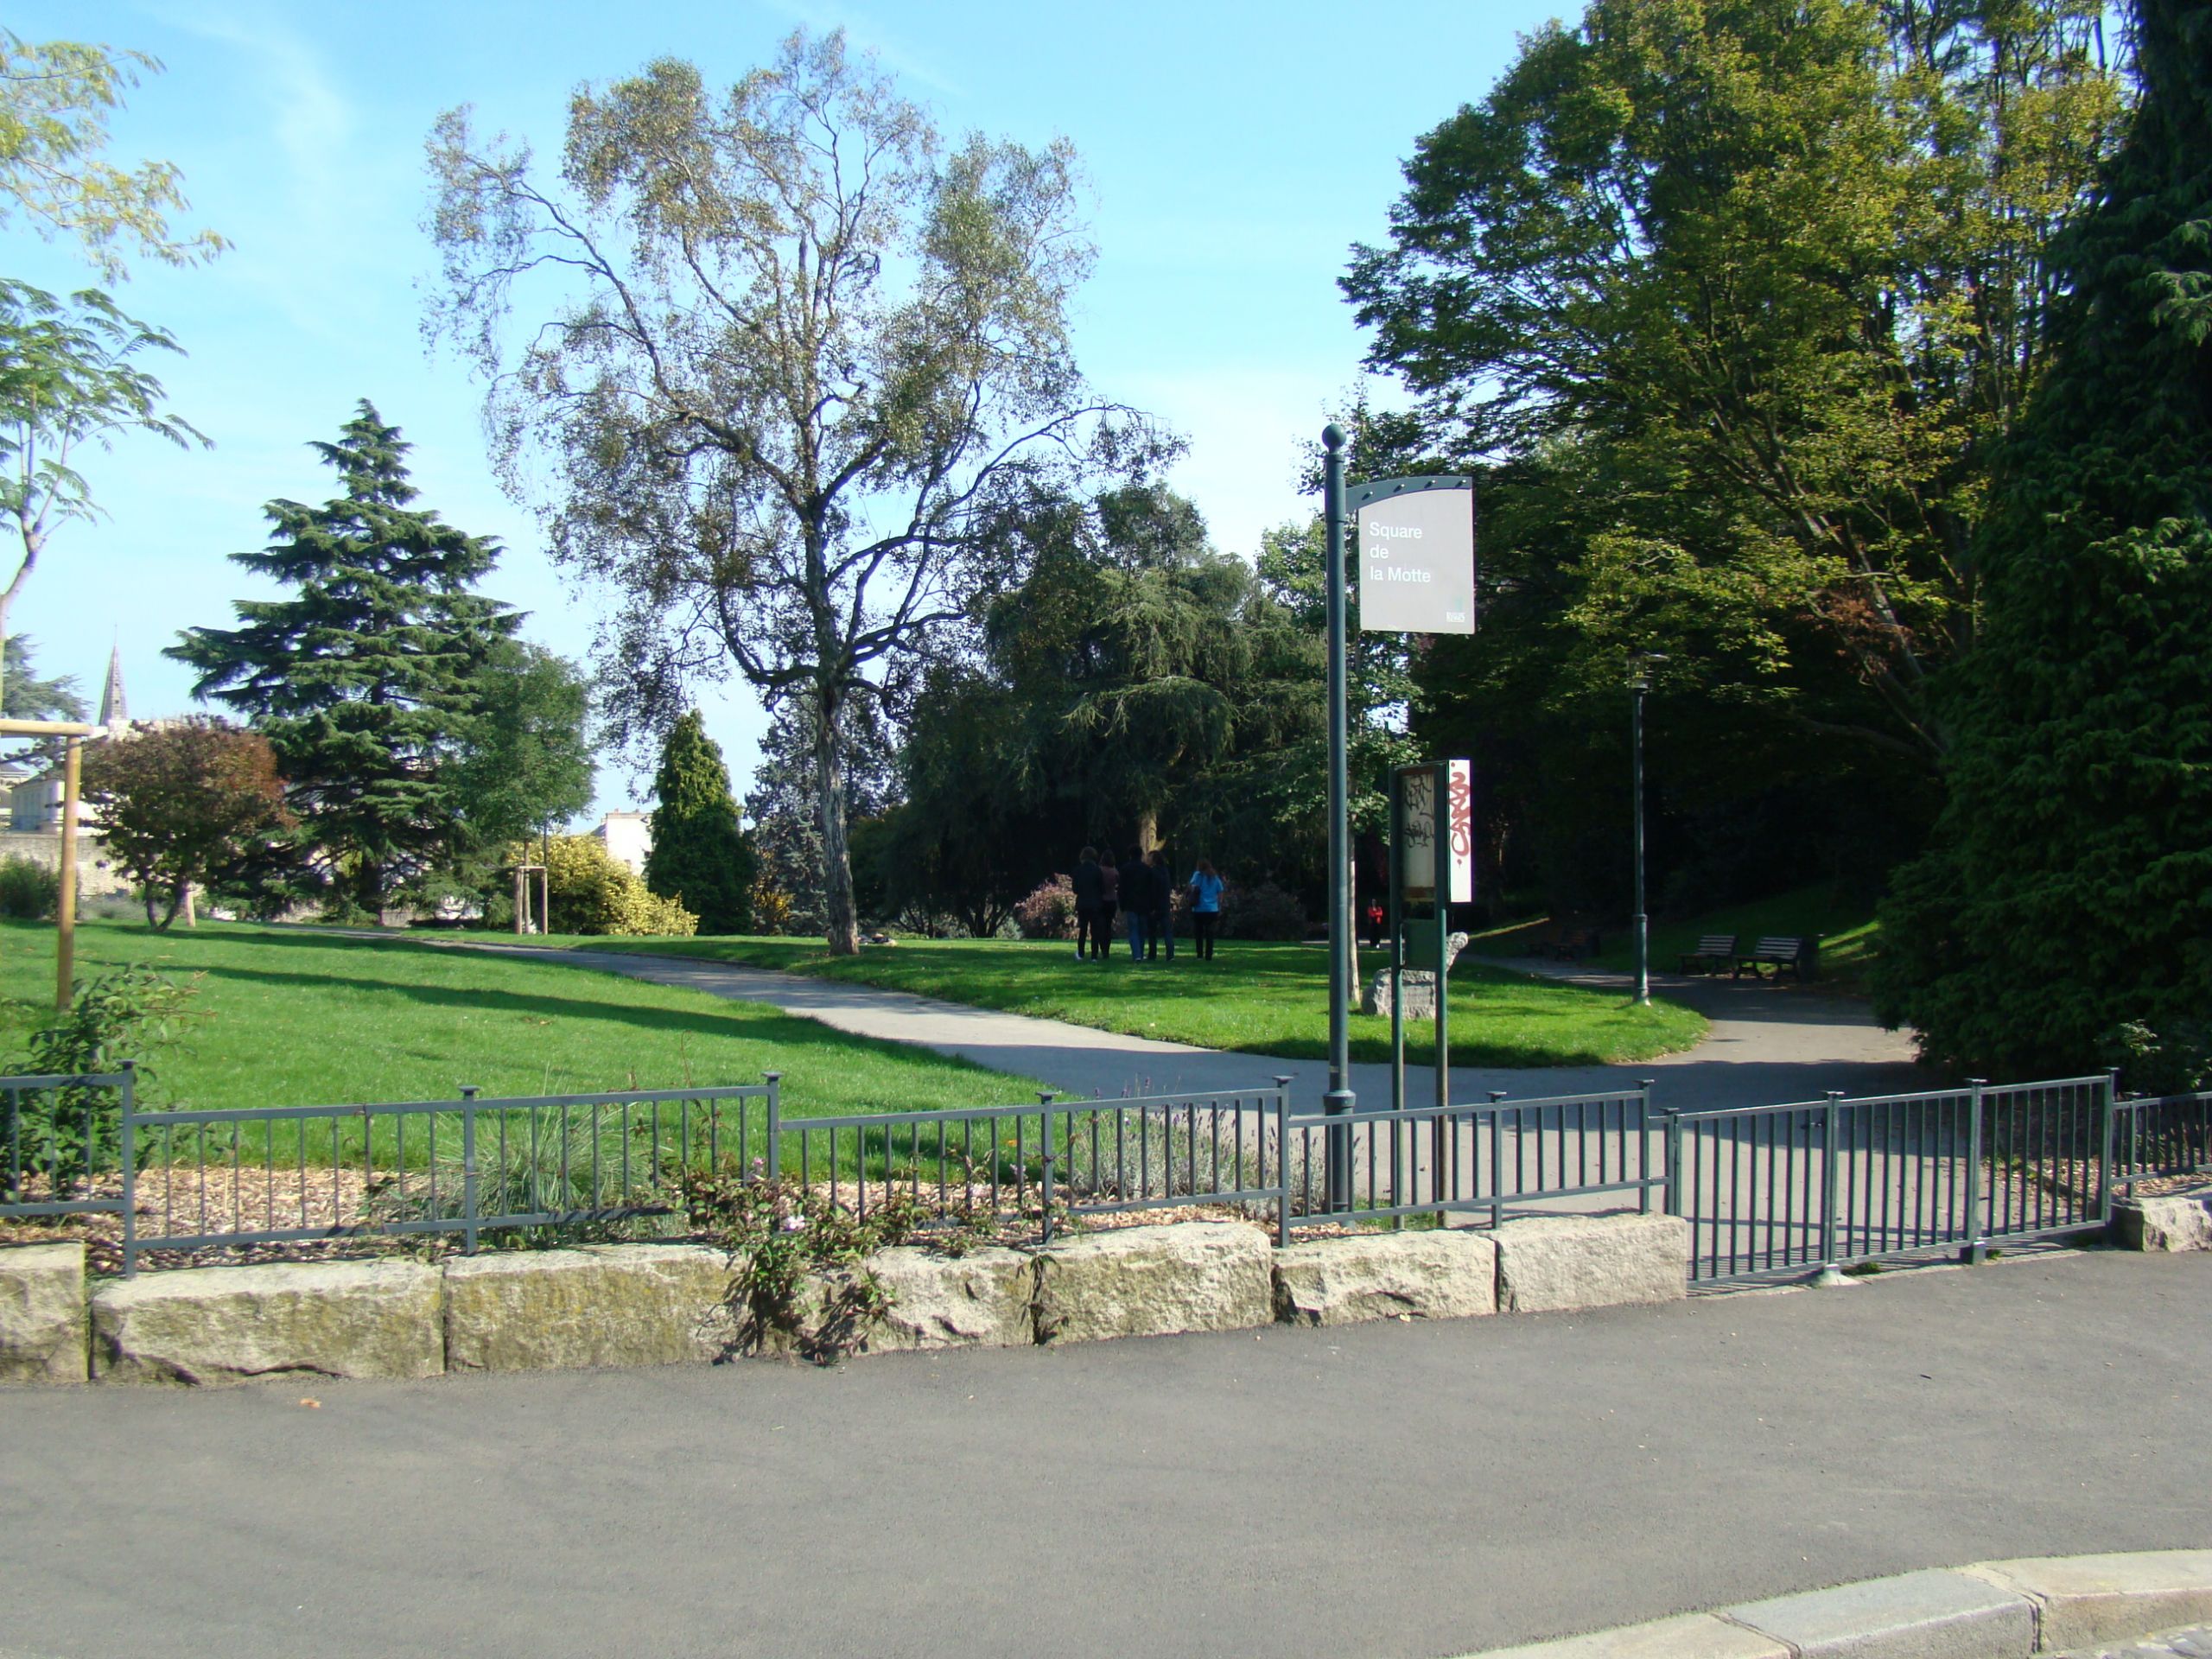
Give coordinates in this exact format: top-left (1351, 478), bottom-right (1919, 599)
top-left (167, 402), bottom-right (518, 912)
top-left (645, 711), bottom-right (754, 935)
top-left (1873, 0), bottom-right (2212, 1078)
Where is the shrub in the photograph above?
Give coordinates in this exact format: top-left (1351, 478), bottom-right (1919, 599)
top-left (1220, 880), bottom-right (1306, 940)
top-left (0, 855), bottom-right (58, 919)
top-left (1014, 874), bottom-right (1077, 939)
top-left (749, 877), bottom-right (797, 935)
top-left (524, 835), bottom-right (698, 937)
top-left (5, 965), bottom-right (198, 1188)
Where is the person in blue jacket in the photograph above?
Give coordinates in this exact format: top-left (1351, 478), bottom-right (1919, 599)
top-left (1186, 857), bottom-right (1225, 961)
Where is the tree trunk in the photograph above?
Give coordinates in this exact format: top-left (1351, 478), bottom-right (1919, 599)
top-left (814, 690), bottom-right (861, 957)
top-left (1136, 809), bottom-right (1158, 855)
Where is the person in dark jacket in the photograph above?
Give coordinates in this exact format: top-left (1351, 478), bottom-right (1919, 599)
top-left (1094, 847), bottom-right (1121, 960)
top-left (1123, 846), bottom-right (1155, 962)
top-left (1071, 848), bottom-right (1102, 961)
top-left (1146, 848), bottom-right (1174, 960)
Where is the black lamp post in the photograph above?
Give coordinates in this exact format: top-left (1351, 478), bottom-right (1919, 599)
top-left (1628, 652), bottom-right (1665, 1004)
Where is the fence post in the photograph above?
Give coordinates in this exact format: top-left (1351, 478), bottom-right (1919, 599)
top-left (118, 1060), bottom-right (137, 1280)
top-left (1489, 1089), bottom-right (1510, 1231)
top-left (1815, 1092), bottom-right (1844, 1284)
top-left (763, 1073), bottom-right (782, 1182)
top-left (1274, 1079), bottom-right (1293, 1246)
top-left (2098, 1068), bottom-right (2119, 1222)
top-left (1038, 1092), bottom-right (1057, 1245)
top-left (1962, 1077), bottom-right (1987, 1264)
top-left (1638, 1079), bottom-right (1656, 1214)
top-left (460, 1086), bottom-right (480, 1256)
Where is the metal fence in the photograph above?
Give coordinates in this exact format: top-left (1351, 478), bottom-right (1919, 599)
top-left (7, 1065), bottom-right (2209, 1282)
top-left (779, 1084), bottom-right (1298, 1240)
top-left (1278, 1087), bottom-right (1662, 1234)
top-left (2113, 1089), bottom-right (2212, 1196)
top-left (1667, 1074), bottom-right (2127, 1282)
top-left (3, 1071), bottom-right (775, 1275)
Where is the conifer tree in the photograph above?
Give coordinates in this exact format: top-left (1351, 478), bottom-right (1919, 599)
top-left (644, 711), bottom-right (754, 935)
top-left (168, 402), bottom-right (518, 912)
top-left (1874, 0), bottom-right (2212, 1077)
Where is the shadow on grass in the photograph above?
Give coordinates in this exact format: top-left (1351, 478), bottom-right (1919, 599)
top-left (174, 959), bottom-right (1006, 1089)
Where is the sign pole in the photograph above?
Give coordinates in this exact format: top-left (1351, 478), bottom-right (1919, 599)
top-left (1322, 423), bottom-right (1356, 1210)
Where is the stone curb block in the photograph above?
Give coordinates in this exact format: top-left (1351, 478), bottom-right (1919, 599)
top-left (92, 1259), bottom-right (444, 1385)
top-left (1493, 1213), bottom-right (1690, 1314)
top-left (1447, 1554), bottom-right (2212, 1659)
top-left (444, 1244), bottom-right (731, 1373)
top-left (1035, 1221), bottom-right (1273, 1344)
top-left (1273, 1228), bottom-right (1498, 1326)
top-left (1445, 1611), bottom-right (1789, 1657)
top-left (831, 1245), bottom-right (1035, 1352)
top-left (1721, 1567), bottom-right (2034, 1658)
top-left (2108, 1194), bottom-right (2212, 1252)
top-left (1965, 1551), bottom-right (2212, 1651)
top-left (0, 1243), bottom-right (87, 1384)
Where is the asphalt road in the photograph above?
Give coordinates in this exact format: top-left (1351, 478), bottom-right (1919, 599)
top-left (3, 1249), bottom-right (2207, 1659)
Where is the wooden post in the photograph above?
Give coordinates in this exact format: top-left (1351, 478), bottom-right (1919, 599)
top-left (55, 735), bottom-right (79, 1011)
top-left (514, 868), bottom-right (526, 936)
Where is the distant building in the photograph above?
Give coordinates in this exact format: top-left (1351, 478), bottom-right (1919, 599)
top-left (594, 810), bottom-right (652, 874)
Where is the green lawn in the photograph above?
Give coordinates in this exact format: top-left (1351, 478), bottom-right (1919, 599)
top-left (549, 935), bottom-right (1707, 1068)
top-left (0, 918), bottom-right (1047, 1116)
top-left (1473, 885), bottom-right (1882, 994)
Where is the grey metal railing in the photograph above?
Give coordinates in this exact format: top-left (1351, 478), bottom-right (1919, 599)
top-left (2112, 1088), bottom-right (2212, 1196)
top-left (1668, 1073), bottom-right (2117, 1282)
top-left (1280, 1085), bottom-right (1662, 1236)
top-left (9, 1063), bottom-right (2194, 1281)
top-left (775, 1083), bottom-right (1298, 1243)
top-left (0, 1065), bottom-right (136, 1222)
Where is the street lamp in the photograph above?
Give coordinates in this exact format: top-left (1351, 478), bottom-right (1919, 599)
top-left (1628, 652), bottom-right (1666, 1004)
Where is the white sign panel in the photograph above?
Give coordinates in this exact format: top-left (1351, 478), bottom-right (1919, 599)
top-left (1400, 760), bottom-right (1475, 905)
top-left (1357, 486), bottom-right (1476, 634)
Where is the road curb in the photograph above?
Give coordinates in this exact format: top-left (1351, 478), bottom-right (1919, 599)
top-left (1447, 1550), bottom-right (2212, 1658)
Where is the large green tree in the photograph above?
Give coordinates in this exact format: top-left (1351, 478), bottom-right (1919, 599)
top-left (1873, 0), bottom-right (2212, 1079)
top-left (425, 29), bottom-right (1163, 956)
top-left (645, 711), bottom-right (754, 935)
top-left (168, 404), bottom-right (521, 912)
top-left (1345, 0), bottom-right (2126, 767)
top-left (890, 486), bottom-right (1324, 926)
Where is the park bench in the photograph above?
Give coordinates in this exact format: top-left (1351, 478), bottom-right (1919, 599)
top-left (1545, 925), bottom-right (1602, 961)
top-left (1735, 935), bottom-right (1815, 982)
top-left (1677, 933), bottom-right (1738, 975)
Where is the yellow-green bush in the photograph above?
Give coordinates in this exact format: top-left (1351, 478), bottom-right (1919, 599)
top-left (522, 835), bottom-right (697, 937)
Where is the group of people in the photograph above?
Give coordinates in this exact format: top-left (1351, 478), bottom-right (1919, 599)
top-left (1069, 848), bottom-right (1227, 963)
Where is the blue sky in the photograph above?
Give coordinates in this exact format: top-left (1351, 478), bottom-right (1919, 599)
top-left (16, 0), bottom-right (1566, 813)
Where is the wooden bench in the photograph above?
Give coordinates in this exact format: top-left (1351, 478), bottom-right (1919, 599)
top-left (1736, 935), bottom-right (1815, 982)
top-left (1545, 925), bottom-right (1601, 961)
top-left (1678, 934), bottom-right (1738, 975)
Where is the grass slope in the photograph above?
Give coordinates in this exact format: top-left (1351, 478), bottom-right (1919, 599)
top-left (0, 918), bottom-right (1046, 1116)
top-left (553, 936), bottom-right (1707, 1068)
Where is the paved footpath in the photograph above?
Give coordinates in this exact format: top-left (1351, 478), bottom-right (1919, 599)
top-left (3, 1249), bottom-right (2207, 1659)
top-left (466, 940), bottom-right (1925, 1113)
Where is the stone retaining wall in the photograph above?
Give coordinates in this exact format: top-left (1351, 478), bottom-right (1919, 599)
top-left (2109, 1190), bottom-right (2212, 1252)
top-left (0, 1209), bottom-right (1693, 1388)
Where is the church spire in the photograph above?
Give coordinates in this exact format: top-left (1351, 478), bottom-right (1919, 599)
top-left (99, 639), bottom-right (126, 728)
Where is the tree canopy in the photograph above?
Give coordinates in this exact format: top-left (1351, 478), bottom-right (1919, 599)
top-left (1873, 0), bottom-right (2212, 1078)
top-left (425, 29), bottom-right (1164, 954)
top-left (0, 29), bottom-right (226, 281)
top-left (168, 404), bottom-right (521, 913)
top-left (1346, 0), bottom-right (2125, 767)
top-left (645, 711), bottom-right (754, 935)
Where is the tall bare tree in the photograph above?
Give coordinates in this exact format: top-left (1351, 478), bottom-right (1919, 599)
top-left (425, 30), bottom-right (1161, 953)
